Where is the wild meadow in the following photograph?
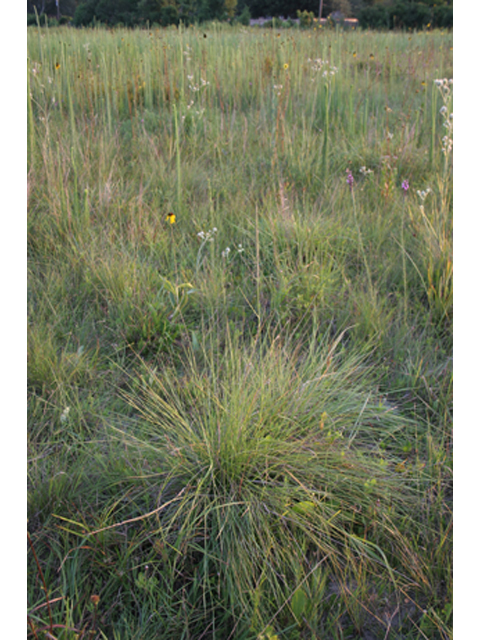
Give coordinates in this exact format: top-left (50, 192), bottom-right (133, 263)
top-left (27, 21), bottom-right (452, 639)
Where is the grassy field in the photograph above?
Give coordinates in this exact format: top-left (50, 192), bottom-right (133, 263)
top-left (27, 21), bottom-right (453, 640)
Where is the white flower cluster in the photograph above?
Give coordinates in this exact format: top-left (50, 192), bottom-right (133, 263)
top-left (308, 58), bottom-right (338, 80)
top-left (273, 83), bottom-right (283, 96)
top-left (197, 228), bottom-right (217, 242)
top-left (359, 166), bottom-right (373, 175)
top-left (187, 75), bottom-right (210, 93)
top-left (221, 244), bottom-right (244, 259)
top-left (416, 187), bottom-right (432, 201)
top-left (181, 100), bottom-right (205, 121)
top-left (434, 79), bottom-right (453, 157)
top-left (434, 78), bottom-right (453, 90)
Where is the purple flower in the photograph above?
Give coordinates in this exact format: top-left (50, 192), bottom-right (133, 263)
top-left (401, 180), bottom-right (409, 193)
top-left (346, 171), bottom-right (354, 189)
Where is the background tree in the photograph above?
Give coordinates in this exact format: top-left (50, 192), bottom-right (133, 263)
top-left (225, 0), bottom-right (238, 18)
top-left (331, 0), bottom-right (352, 16)
top-left (28, 0), bottom-right (80, 16)
top-left (28, 0), bottom-right (46, 14)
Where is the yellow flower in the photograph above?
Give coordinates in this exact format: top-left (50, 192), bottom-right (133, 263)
top-left (353, 51), bottom-right (357, 58)
top-left (369, 53), bottom-right (374, 60)
top-left (55, 62), bottom-right (61, 70)
top-left (166, 212), bottom-right (176, 224)
top-left (283, 63), bottom-right (289, 70)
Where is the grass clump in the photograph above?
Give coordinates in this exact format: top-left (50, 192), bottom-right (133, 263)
top-left (29, 330), bottom-right (431, 638)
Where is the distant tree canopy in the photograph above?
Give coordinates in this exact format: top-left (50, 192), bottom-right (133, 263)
top-left (27, 0), bottom-right (453, 25)
top-left (28, 0), bottom-right (80, 16)
top-left (68, 1), bottom-right (235, 26)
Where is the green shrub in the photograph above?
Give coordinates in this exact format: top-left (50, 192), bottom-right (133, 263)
top-left (237, 4), bottom-right (251, 25)
top-left (297, 9), bottom-right (315, 28)
top-left (390, 1), bottom-right (431, 29)
top-left (432, 4), bottom-right (453, 28)
top-left (73, 0), bottom-right (97, 26)
top-left (73, 0), bottom-right (141, 27)
top-left (95, 0), bottom-right (140, 27)
top-left (358, 4), bottom-right (390, 29)
top-left (160, 4), bottom-right (180, 26)
top-left (359, 2), bottom-right (451, 31)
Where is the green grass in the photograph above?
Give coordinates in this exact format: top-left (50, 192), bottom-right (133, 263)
top-left (28, 22), bottom-right (452, 640)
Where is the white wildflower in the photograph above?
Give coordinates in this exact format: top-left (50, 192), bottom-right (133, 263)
top-left (359, 166), bottom-right (373, 175)
top-left (416, 187), bottom-right (432, 201)
top-left (198, 228), bottom-right (217, 243)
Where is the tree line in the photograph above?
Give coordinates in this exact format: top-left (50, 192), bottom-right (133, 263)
top-left (27, 0), bottom-right (452, 28)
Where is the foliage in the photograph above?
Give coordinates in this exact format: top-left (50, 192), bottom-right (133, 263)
top-left (225, 0), bottom-right (238, 19)
top-left (247, 0), bottom-right (319, 19)
top-left (297, 9), bottom-right (315, 28)
top-left (359, 2), bottom-right (453, 30)
top-left (27, 0), bottom-right (81, 16)
top-left (358, 2), bottom-right (390, 28)
top-left (431, 2), bottom-right (453, 28)
top-left (27, 0), bottom-right (453, 24)
top-left (95, 0), bottom-right (140, 26)
top-left (332, 0), bottom-right (352, 18)
top-left (237, 3), bottom-right (251, 25)
top-left (73, 0), bottom-right (238, 26)
top-left (72, 0), bottom-right (97, 25)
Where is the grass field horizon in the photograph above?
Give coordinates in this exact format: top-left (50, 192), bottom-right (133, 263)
top-left (27, 22), bottom-right (452, 639)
